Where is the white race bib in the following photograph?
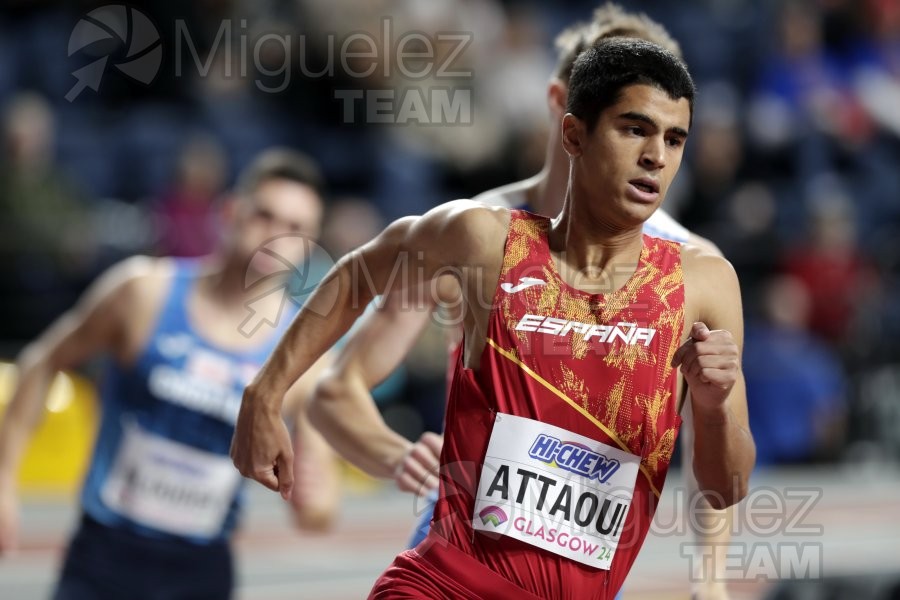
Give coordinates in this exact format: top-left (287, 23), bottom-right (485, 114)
top-left (472, 413), bottom-right (640, 570)
top-left (101, 421), bottom-right (242, 538)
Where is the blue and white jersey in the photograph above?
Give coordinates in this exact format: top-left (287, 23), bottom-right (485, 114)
top-left (642, 208), bottom-right (691, 243)
top-left (81, 260), bottom-right (295, 544)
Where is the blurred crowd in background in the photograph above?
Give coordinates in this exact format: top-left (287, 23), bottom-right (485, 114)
top-left (0, 0), bottom-right (899, 472)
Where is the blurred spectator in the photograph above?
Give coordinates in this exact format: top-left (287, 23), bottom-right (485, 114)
top-left (743, 275), bottom-right (848, 466)
top-left (782, 186), bottom-right (878, 346)
top-left (674, 80), bottom-right (745, 228)
top-left (482, 7), bottom-right (555, 135)
top-left (320, 197), bottom-right (385, 259)
top-left (0, 92), bottom-right (94, 341)
top-left (748, 0), bottom-right (873, 172)
top-left (852, 0), bottom-right (900, 138)
top-left (708, 181), bottom-right (783, 306)
top-left (154, 135), bottom-right (227, 257)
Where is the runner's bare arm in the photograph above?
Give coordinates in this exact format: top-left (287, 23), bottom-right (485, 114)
top-left (289, 403), bottom-right (342, 530)
top-left (678, 239), bottom-right (734, 599)
top-left (675, 249), bottom-right (755, 509)
top-left (282, 354), bottom-right (342, 531)
top-left (232, 200), bottom-right (504, 497)
top-left (310, 291), bottom-right (441, 492)
top-left (0, 257), bottom-right (154, 554)
top-left (680, 403), bottom-right (733, 599)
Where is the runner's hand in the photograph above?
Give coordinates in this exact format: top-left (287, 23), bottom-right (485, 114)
top-left (231, 389), bottom-right (294, 500)
top-left (393, 432), bottom-right (442, 496)
top-left (672, 322), bottom-right (739, 411)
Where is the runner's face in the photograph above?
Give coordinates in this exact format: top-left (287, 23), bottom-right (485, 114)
top-left (564, 84), bottom-right (690, 228)
top-left (232, 179), bottom-right (323, 276)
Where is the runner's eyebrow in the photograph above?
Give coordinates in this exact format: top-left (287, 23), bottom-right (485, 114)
top-left (618, 111), bottom-right (689, 138)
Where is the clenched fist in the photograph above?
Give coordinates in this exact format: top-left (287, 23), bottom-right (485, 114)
top-left (230, 387), bottom-right (294, 501)
top-left (672, 322), bottom-right (739, 411)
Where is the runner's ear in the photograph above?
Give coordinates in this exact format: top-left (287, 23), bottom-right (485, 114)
top-left (561, 114), bottom-right (585, 158)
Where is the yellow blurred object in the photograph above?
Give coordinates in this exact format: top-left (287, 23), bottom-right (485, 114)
top-left (340, 459), bottom-right (386, 495)
top-left (0, 362), bottom-right (98, 493)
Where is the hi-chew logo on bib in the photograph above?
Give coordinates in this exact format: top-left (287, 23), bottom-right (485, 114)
top-left (472, 413), bottom-right (641, 570)
top-left (528, 435), bottom-right (621, 483)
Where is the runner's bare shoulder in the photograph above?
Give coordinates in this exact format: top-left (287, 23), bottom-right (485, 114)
top-left (106, 256), bottom-right (176, 306)
top-left (680, 243), bottom-right (740, 323)
top-left (78, 257), bottom-right (180, 344)
top-left (680, 242), bottom-right (734, 277)
top-left (413, 199), bottom-right (510, 261)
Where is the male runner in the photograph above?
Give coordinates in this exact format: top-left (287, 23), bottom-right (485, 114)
top-left (0, 149), bottom-right (338, 598)
top-left (312, 5), bottom-right (734, 597)
top-left (232, 39), bottom-right (755, 598)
